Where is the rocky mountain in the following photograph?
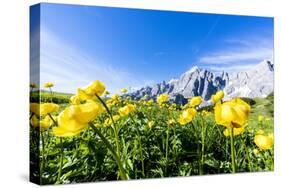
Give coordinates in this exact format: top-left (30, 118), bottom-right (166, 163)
top-left (127, 60), bottom-right (274, 104)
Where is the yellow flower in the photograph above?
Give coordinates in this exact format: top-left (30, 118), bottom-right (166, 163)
top-left (147, 99), bottom-right (154, 105)
top-left (256, 129), bottom-right (265, 135)
top-left (254, 134), bottom-right (273, 150)
top-left (148, 121), bottom-right (155, 129)
top-left (30, 115), bottom-right (40, 128)
top-left (30, 115), bottom-right (53, 131)
top-left (30, 83), bottom-right (37, 88)
top-left (44, 82), bottom-right (54, 88)
top-left (70, 95), bottom-right (81, 105)
top-left (118, 104), bottom-right (136, 116)
top-left (167, 119), bottom-right (176, 126)
top-left (201, 110), bottom-right (211, 116)
top-left (40, 115), bottom-right (53, 131)
top-left (211, 90), bottom-right (224, 104)
top-left (104, 115), bottom-right (120, 127)
top-left (178, 108), bottom-right (197, 125)
top-left (121, 88), bottom-right (128, 93)
top-left (168, 103), bottom-right (177, 111)
top-left (223, 127), bottom-right (244, 137)
top-left (70, 101), bottom-right (103, 124)
top-left (157, 93), bottom-right (169, 105)
top-left (112, 94), bottom-right (121, 102)
top-left (160, 103), bottom-right (168, 109)
top-left (77, 80), bottom-right (106, 100)
top-left (258, 115), bottom-right (264, 122)
top-left (40, 103), bottom-right (59, 116)
top-left (189, 96), bottom-right (203, 107)
top-left (125, 96), bottom-right (131, 102)
top-left (214, 98), bottom-right (250, 128)
top-left (253, 149), bottom-right (259, 155)
top-left (268, 133), bottom-right (274, 140)
top-left (30, 103), bottom-right (40, 115)
top-left (106, 98), bottom-right (114, 108)
top-left (53, 101), bottom-right (103, 137)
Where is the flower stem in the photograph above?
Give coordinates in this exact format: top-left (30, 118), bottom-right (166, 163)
top-left (95, 94), bottom-right (121, 157)
top-left (56, 138), bottom-right (64, 184)
top-left (172, 127), bottom-right (177, 155)
top-left (165, 125), bottom-right (170, 176)
top-left (40, 132), bottom-right (45, 184)
top-left (89, 123), bottom-right (128, 180)
top-left (48, 114), bottom-right (58, 126)
top-left (230, 128), bottom-right (236, 173)
top-left (200, 117), bottom-right (205, 175)
top-left (190, 122), bottom-right (201, 174)
top-left (129, 115), bottom-right (145, 177)
top-left (29, 113), bottom-right (34, 120)
top-left (243, 140), bottom-right (252, 172)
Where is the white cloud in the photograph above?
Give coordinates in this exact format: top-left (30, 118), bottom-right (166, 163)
top-left (198, 37), bottom-right (273, 72)
top-left (199, 47), bottom-right (272, 65)
top-left (37, 28), bottom-right (145, 94)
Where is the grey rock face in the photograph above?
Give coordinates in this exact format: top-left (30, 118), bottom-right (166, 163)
top-left (224, 60), bottom-right (274, 99)
top-left (128, 60), bottom-right (274, 104)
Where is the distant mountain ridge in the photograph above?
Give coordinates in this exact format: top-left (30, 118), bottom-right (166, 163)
top-left (127, 60), bottom-right (274, 104)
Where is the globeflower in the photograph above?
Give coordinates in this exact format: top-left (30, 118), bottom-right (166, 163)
top-left (214, 98), bottom-right (250, 128)
top-left (30, 103), bottom-right (40, 116)
top-left (201, 110), bottom-right (211, 116)
top-left (104, 115), bottom-right (120, 127)
top-left (256, 129), bottom-right (265, 135)
top-left (254, 134), bottom-right (273, 150)
top-left (253, 149), bottom-right (259, 155)
top-left (30, 83), bottom-right (37, 88)
top-left (121, 88), bottom-right (128, 93)
top-left (211, 90), bottom-right (224, 104)
top-left (44, 82), bottom-right (54, 88)
top-left (167, 119), bottom-right (176, 127)
top-left (30, 115), bottom-right (54, 131)
top-left (178, 108), bottom-right (197, 125)
top-left (70, 95), bottom-right (81, 105)
top-left (189, 96), bottom-right (203, 107)
top-left (111, 94), bottom-right (122, 103)
top-left (168, 103), bottom-right (177, 111)
top-left (77, 80), bottom-right (106, 100)
top-left (147, 99), bottom-right (154, 105)
top-left (223, 127), bottom-right (244, 137)
top-left (53, 101), bottom-right (103, 137)
top-left (119, 104), bottom-right (136, 117)
top-left (40, 103), bottom-right (59, 116)
top-left (148, 121), bottom-right (155, 129)
top-left (258, 115), bottom-right (264, 122)
top-left (30, 115), bottom-right (39, 128)
top-left (157, 93), bottom-right (169, 105)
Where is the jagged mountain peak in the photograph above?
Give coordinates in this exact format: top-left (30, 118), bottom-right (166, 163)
top-left (255, 59), bottom-right (274, 71)
top-left (127, 60), bottom-right (274, 104)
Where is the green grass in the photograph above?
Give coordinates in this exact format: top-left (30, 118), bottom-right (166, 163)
top-left (30, 90), bottom-right (73, 104)
top-left (247, 93), bottom-right (274, 134)
top-left (30, 92), bottom-right (274, 184)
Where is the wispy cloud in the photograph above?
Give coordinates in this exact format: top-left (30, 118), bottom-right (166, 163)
top-left (198, 37), bottom-right (273, 72)
top-left (38, 28), bottom-right (146, 94)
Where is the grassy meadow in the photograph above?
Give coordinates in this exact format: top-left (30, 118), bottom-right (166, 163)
top-left (29, 82), bottom-right (274, 185)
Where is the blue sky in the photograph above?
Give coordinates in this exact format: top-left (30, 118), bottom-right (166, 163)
top-left (32, 3), bottom-right (274, 94)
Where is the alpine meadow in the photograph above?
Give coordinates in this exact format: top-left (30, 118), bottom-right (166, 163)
top-left (30, 3), bottom-right (274, 185)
